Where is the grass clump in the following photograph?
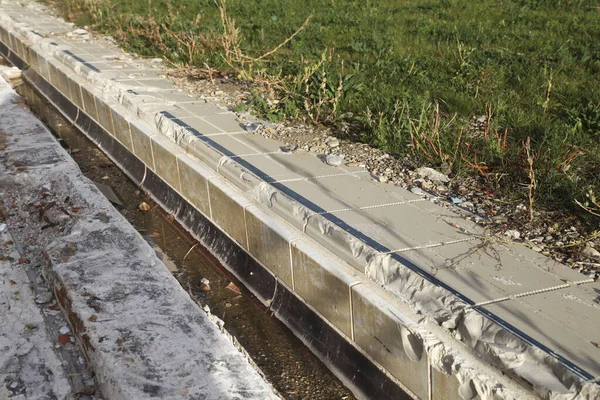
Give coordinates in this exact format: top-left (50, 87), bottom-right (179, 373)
top-left (54, 0), bottom-right (600, 222)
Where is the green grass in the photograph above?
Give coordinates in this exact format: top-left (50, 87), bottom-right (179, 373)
top-left (55, 0), bottom-right (600, 221)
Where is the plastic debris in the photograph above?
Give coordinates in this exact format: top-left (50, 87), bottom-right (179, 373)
top-left (226, 282), bottom-right (241, 295)
top-left (450, 196), bottom-right (463, 204)
top-left (325, 154), bottom-right (342, 167)
top-left (200, 278), bottom-right (211, 292)
top-left (242, 122), bottom-right (263, 132)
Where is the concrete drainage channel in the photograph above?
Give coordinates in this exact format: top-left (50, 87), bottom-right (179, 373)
top-left (10, 75), bottom-right (358, 400)
top-left (3, 65), bottom-right (405, 400)
top-left (2, 2), bottom-right (600, 400)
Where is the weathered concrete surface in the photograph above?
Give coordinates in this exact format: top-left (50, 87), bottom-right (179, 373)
top-left (0, 74), bottom-right (279, 399)
top-left (1, 1), bottom-right (599, 399)
top-left (0, 225), bottom-right (77, 400)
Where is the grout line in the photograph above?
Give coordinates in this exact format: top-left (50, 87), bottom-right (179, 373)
top-left (348, 281), bottom-right (362, 342)
top-left (230, 150), bottom-right (288, 158)
top-left (197, 116), bottom-right (227, 134)
top-left (243, 204), bottom-right (253, 250)
top-left (384, 237), bottom-right (478, 254)
top-left (148, 135), bottom-right (156, 171)
top-left (428, 359), bottom-right (433, 400)
top-left (465, 277), bottom-right (597, 309)
top-left (195, 131), bottom-right (246, 137)
top-left (175, 153), bottom-right (183, 190)
top-left (138, 164), bottom-right (147, 189)
top-left (316, 199), bottom-right (426, 216)
top-left (272, 171), bottom-right (370, 183)
top-left (289, 239), bottom-right (300, 292)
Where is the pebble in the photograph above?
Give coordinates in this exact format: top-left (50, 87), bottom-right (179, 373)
top-left (279, 144), bottom-right (297, 153)
top-left (410, 187), bottom-right (424, 195)
top-left (419, 180), bottom-right (433, 190)
top-left (415, 167), bottom-right (450, 183)
top-left (327, 139), bottom-right (340, 148)
top-left (200, 277), bottom-right (211, 291)
top-left (59, 326), bottom-right (71, 335)
top-left (35, 290), bottom-right (53, 304)
top-left (325, 154), bottom-right (342, 167)
top-left (504, 230), bottom-right (521, 240)
top-left (583, 246), bottom-right (600, 259)
top-left (72, 28), bottom-right (88, 35)
top-left (378, 175), bottom-right (388, 183)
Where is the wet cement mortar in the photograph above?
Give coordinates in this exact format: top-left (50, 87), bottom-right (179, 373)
top-left (13, 78), bottom-right (356, 400)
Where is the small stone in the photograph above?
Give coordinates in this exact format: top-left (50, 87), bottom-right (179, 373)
top-left (583, 246), bottom-right (600, 259)
top-left (138, 202), bottom-right (151, 211)
top-left (325, 154), bottom-right (342, 167)
top-left (450, 197), bottom-right (463, 205)
top-left (73, 28), bottom-right (88, 35)
top-left (0, 66), bottom-right (22, 80)
top-left (0, 223), bottom-right (6, 232)
top-left (58, 334), bottom-right (71, 345)
top-left (415, 167), bottom-right (450, 183)
top-left (504, 230), bottom-right (521, 240)
top-left (327, 139), bottom-right (340, 148)
top-left (59, 326), bottom-right (71, 335)
top-left (476, 115), bottom-right (487, 123)
top-left (531, 246), bottom-right (543, 252)
top-left (378, 175), bottom-right (388, 183)
top-left (279, 144), bottom-right (297, 153)
top-left (35, 290), bottom-right (53, 304)
top-left (410, 187), bottom-right (424, 195)
top-left (200, 278), bottom-right (211, 292)
top-left (16, 342), bottom-right (33, 356)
